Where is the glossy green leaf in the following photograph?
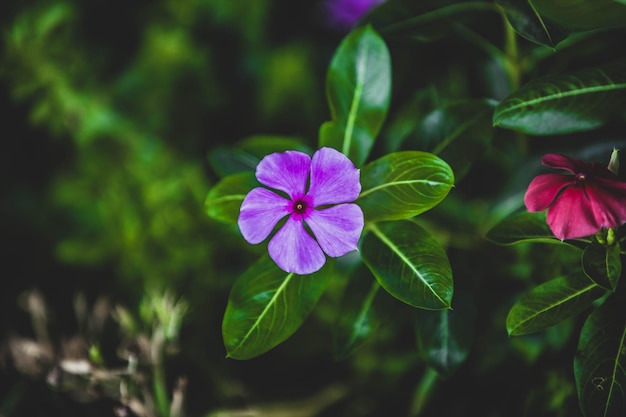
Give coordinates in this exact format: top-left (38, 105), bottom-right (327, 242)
top-left (506, 272), bottom-right (606, 336)
top-left (414, 292), bottom-right (476, 379)
top-left (204, 171), bottom-right (258, 224)
top-left (486, 211), bottom-right (566, 245)
top-left (582, 243), bottom-right (622, 291)
top-left (575, 296), bottom-right (626, 417)
top-left (358, 151), bottom-right (454, 222)
top-left (222, 255), bottom-right (330, 359)
top-left (362, 220), bottom-right (453, 310)
top-left (532, 0), bottom-right (626, 30)
top-left (319, 25), bottom-right (391, 167)
top-left (497, 0), bottom-right (570, 47)
top-left (411, 99), bottom-right (497, 180)
top-left (333, 267), bottom-right (383, 359)
top-left (493, 60), bottom-right (626, 135)
top-left (208, 135), bottom-right (310, 178)
top-left (367, 0), bottom-right (499, 42)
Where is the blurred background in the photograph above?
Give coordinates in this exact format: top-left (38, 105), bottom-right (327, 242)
top-left (1, 0), bottom-right (623, 416)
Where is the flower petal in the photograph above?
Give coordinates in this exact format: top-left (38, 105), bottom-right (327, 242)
top-left (546, 185), bottom-right (601, 240)
top-left (524, 173), bottom-right (573, 212)
top-left (307, 147), bottom-right (361, 206)
top-left (268, 216), bottom-right (326, 275)
top-left (306, 204), bottom-right (364, 257)
top-left (255, 151), bottom-right (311, 198)
top-left (238, 188), bottom-right (290, 244)
top-left (585, 181), bottom-right (626, 229)
top-left (542, 154), bottom-right (589, 174)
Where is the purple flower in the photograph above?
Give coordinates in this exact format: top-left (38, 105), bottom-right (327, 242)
top-left (324, 0), bottom-right (386, 31)
top-left (524, 153), bottom-right (626, 240)
top-left (238, 147), bottom-right (364, 275)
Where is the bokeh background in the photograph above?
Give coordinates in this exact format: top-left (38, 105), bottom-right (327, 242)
top-left (2, 1), bottom-right (624, 416)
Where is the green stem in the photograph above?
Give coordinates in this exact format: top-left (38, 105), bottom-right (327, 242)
top-left (409, 367), bottom-right (440, 416)
top-left (499, 7), bottom-right (528, 156)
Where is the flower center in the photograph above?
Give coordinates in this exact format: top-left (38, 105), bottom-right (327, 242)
top-left (576, 172), bottom-right (587, 182)
top-left (293, 199), bottom-right (307, 214)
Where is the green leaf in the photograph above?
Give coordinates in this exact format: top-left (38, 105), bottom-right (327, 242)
top-left (358, 151), bottom-right (454, 222)
top-left (532, 0), bottom-right (626, 30)
top-left (333, 267), bottom-right (383, 359)
top-left (367, 0), bottom-right (499, 42)
top-left (506, 272), bottom-right (606, 336)
top-left (411, 99), bottom-right (497, 180)
top-left (362, 220), bottom-right (453, 310)
top-left (204, 171), bottom-right (258, 224)
top-left (208, 135), bottom-right (310, 178)
top-left (493, 60), bottom-right (626, 135)
top-left (222, 255), bottom-right (330, 360)
top-left (497, 0), bottom-right (570, 47)
top-left (319, 25), bottom-right (391, 167)
top-left (414, 292), bottom-right (476, 379)
top-left (582, 243), bottom-right (622, 291)
top-left (575, 296), bottom-right (626, 417)
top-left (486, 211), bottom-right (565, 245)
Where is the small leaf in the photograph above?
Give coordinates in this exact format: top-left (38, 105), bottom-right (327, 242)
top-left (362, 220), bottom-right (453, 310)
top-left (208, 136), bottom-right (310, 178)
top-left (414, 292), bottom-right (476, 379)
top-left (486, 211), bottom-right (566, 245)
top-left (367, 0), bottom-right (499, 42)
top-left (575, 295), bottom-right (626, 417)
top-left (205, 172), bottom-right (258, 224)
top-left (320, 25), bottom-right (391, 167)
top-left (493, 60), bottom-right (626, 135)
top-left (497, 0), bottom-right (570, 47)
top-left (222, 255), bottom-right (330, 359)
top-left (333, 267), bottom-right (383, 359)
top-left (506, 272), bottom-right (606, 336)
top-left (358, 151), bottom-right (454, 222)
top-left (582, 242), bottom-right (622, 291)
top-left (411, 99), bottom-right (497, 180)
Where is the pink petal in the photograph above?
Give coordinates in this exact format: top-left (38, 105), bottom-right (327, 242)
top-left (306, 204), bottom-right (364, 257)
top-left (542, 154), bottom-right (589, 174)
top-left (256, 151), bottom-right (311, 198)
top-left (238, 188), bottom-right (291, 244)
top-left (524, 174), bottom-right (573, 212)
top-left (307, 147), bottom-right (361, 206)
top-left (585, 182), bottom-right (626, 229)
top-left (268, 216), bottom-right (326, 275)
top-left (546, 186), bottom-right (601, 240)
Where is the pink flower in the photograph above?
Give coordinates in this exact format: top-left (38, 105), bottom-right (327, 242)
top-left (238, 147), bottom-right (364, 275)
top-left (524, 153), bottom-right (626, 240)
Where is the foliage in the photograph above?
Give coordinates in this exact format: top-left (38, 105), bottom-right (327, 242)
top-left (2, 0), bottom-right (626, 417)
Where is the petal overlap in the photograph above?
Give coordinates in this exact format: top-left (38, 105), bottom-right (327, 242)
top-left (525, 153), bottom-right (626, 240)
top-left (239, 147), bottom-right (364, 274)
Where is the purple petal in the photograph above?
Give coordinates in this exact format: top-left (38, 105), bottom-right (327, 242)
top-left (256, 150), bottom-right (311, 198)
top-left (546, 186), bottom-right (601, 240)
top-left (307, 147), bottom-right (361, 206)
top-left (238, 188), bottom-right (291, 244)
top-left (324, 0), bottom-right (385, 30)
top-left (306, 204), bottom-right (364, 257)
top-left (524, 173), bottom-right (573, 212)
top-left (268, 216), bottom-right (326, 275)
